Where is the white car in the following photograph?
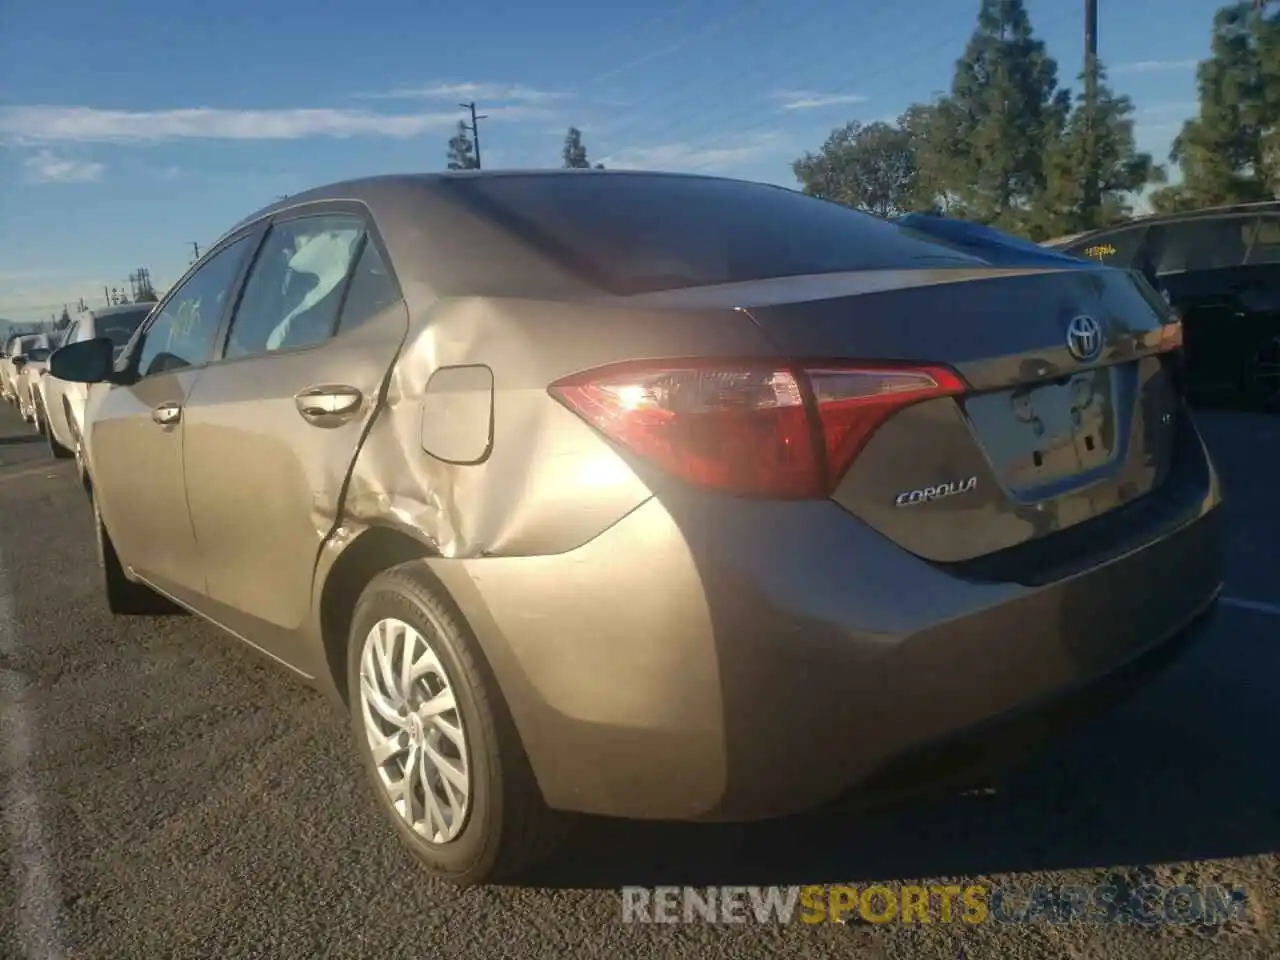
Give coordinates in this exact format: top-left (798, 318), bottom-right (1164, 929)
top-left (2, 333), bottom-right (46, 405)
top-left (14, 335), bottom-right (54, 426)
top-left (40, 304), bottom-right (154, 463)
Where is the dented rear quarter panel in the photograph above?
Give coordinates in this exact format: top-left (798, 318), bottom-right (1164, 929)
top-left (338, 295), bottom-right (778, 559)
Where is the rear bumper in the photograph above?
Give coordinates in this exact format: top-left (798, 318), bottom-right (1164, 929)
top-left (430, 429), bottom-right (1224, 822)
top-left (825, 591), bottom-right (1219, 810)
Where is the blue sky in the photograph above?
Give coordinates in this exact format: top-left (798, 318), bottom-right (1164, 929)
top-left (0, 0), bottom-right (1224, 322)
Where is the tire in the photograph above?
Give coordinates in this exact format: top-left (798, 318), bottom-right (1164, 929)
top-left (346, 563), bottom-right (563, 885)
top-left (92, 490), bottom-right (185, 616)
top-left (46, 413), bottom-right (73, 459)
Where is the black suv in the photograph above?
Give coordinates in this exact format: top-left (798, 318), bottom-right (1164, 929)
top-left (1047, 202), bottom-right (1280, 411)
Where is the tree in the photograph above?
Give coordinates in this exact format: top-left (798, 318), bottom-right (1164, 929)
top-left (933, 0), bottom-right (1070, 231)
top-left (792, 120), bottom-right (920, 216)
top-left (563, 127), bottom-right (592, 168)
top-left (1151, 3), bottom-right (1279, 211)
top-left (1039, 65), bottom-right (1163, 234)
top-left (897, 101), bottom-right (960, 214)
top-left (446, 121), bottom-right (478, 170)
top-left (55, 306), bottom-right (71, 330)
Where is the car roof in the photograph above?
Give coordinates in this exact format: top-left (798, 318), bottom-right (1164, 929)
top-left (1044, 199), bottom-right (1280, 248)
top-left (87, 303), bottom-right (153, 320)
top-left (210, 169), bottom-right (777, 248)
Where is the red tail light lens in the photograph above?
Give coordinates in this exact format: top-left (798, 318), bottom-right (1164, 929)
top-left (550, 360), bottom-right (966, 499)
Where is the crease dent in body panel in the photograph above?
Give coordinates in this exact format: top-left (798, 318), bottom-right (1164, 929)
top-left (0, 543), bottom-right (69, 960)
top-left (343, 360), bottom-right (470, 557)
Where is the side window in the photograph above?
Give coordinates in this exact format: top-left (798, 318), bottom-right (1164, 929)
top-left (1244, 215), bottom-right (1280, 265)
top-left (224, 215), bottom-right (364, 360)
top-left (336, 238), bottom-right (400, 334)
top-left (1065, 227), bottom-right (1147, 268)
top-left (1154, 218), bottom-right (1249, 274)
top-left (136, 236), bottom-right (250, 378)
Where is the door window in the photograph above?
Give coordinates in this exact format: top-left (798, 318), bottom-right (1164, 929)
top-left (1063, 226), bottom-right (1147, 268)
top-left (136, 236), bottom-right (251, 378)
top-left (1244, 214), bottom-right (1280, 265)
top-left (335, 238), bottom-right (401, 334)
top-left (1151, 218), bottom-right (1251, 274)
top-left (223, 215), bottom-right (364, 360)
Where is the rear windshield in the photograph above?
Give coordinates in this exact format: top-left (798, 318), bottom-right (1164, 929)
top-left (98, 308), bottom-right (149, 348)
top-left (441, 174), bottom-right (981, 295)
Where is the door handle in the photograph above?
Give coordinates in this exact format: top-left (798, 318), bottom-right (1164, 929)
top-left (294, 384), bottom-right (363, 422)
top-left (151, 402), bottom-right (181, 426)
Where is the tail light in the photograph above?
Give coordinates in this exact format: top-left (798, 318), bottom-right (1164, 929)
top-left (550, 359), bottom-right (966, 499)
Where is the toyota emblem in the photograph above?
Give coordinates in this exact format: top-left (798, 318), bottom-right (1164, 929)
top-left (1066, 315), bottom-right (1103, 363)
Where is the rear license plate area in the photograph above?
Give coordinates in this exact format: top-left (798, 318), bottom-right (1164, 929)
top-left (964, 366), bottom-right (1123, 495)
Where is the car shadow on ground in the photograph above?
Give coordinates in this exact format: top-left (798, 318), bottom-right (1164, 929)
top-left (525, 616), bottom-right (1279, 890)
top-left (0, 431), bottom-right (42, 445)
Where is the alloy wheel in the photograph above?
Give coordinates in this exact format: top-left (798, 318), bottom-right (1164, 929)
top-left (358, 617), bottom-right (471, 844)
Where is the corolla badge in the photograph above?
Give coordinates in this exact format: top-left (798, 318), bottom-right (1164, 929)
top-left (895, 476), bottom-right (978, 507)
top-left (1066, 314), bottom-right (1104, 363)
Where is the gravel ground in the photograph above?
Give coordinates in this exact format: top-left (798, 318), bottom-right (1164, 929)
top-left (0, 402), bottom-right (1276, 960)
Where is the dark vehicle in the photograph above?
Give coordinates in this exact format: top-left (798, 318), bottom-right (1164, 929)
top-left (51, 171), bottom-right (1221, 886)
top-left (1047, 202), bottom-right (1280, 410)
top-left (896, 213), bottom-right (1085, 266)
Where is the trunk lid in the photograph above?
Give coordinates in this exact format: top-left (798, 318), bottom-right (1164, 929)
top-left (644, 265), bottom-right (1181, 563)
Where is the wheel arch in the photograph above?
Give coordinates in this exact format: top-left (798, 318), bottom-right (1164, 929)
top-left (317, 523), bottom-right (443, 704)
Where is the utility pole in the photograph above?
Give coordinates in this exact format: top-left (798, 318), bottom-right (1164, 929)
top-left (1082, 0), bottom-right (1100, 226)
top-left (459, 101), bottom-right (488, 169)
top-left (103, 285), bottom-right (111, 306)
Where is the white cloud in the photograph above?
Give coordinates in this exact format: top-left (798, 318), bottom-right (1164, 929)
top-left (22, 149), bottom-right (103, 183)
top-left (771, 90), bottom-right (869, 111)
top-left (599, 132), bottom-right (786, 173)
top-left (357, 82), bottom-right (569, 104)
top-left (1112, 59), bottom-right (1198, 75)
top-left (0, 103), bottom-right (547, 145)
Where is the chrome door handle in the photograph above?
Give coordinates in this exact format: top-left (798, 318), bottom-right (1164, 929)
top-left (151, 402), bottom-right (181, 426)
top-left (294, 384), bottom-right (363, 422)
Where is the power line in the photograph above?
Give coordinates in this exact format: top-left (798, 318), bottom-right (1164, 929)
top-left (595, 0), bottom-right (911, 156)
top-left (604, 16), bottom-right (974, 168)
top-left (589, 0), bottom-right (834, 146)
top-left (584, 0), bottom-right (775, 90)
top-left (674, 1), bottom-right (1083, 172)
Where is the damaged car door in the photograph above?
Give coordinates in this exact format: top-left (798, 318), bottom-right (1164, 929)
top-left (179, 206), bottom-right (408, 670)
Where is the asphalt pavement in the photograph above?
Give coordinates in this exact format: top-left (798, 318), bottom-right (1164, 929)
top-left (1, 401), bottom-right (1277, 960)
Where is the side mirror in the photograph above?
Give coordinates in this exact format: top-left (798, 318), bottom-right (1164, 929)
top-left (11, 355), bottom-right (27, 369)
top-left (49, 337), bottom-right (116, 384)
